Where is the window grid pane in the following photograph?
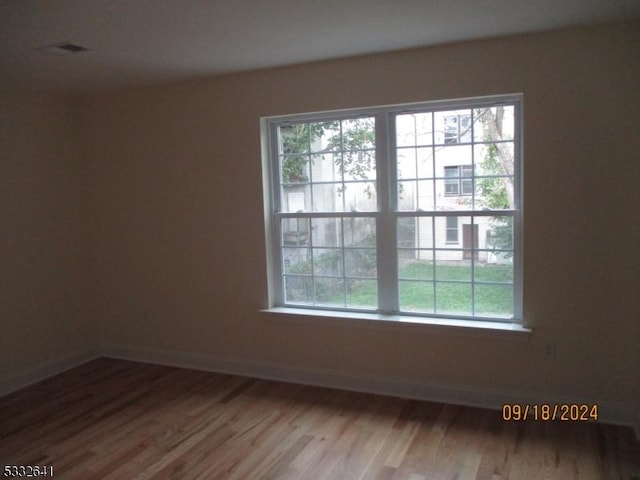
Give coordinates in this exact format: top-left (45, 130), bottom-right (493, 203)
top-left (281, 216), bottom-right (378, 310)
top-left (396, 215), bottom-right (514, 319)
top-left (278, 118), bottom-right (376, 213)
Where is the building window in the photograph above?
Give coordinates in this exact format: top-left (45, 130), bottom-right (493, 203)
top-left (443, 113), bottom-right (472, 144)
top-left (446, 216), bottom-right (459, 243)
top-left (444, 166), bottom-right (460, 195)
top-left (444, 165), bottom-right (473, 196)
top-left (263, 95), bottom-right (521, 322)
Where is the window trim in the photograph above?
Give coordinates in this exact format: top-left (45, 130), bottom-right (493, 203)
top-left (262, 94), bottom-right (523, 325)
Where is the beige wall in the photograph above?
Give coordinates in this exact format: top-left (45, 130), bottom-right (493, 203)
top-left (0, 91), bottom-right (94, 379)
top-left (66, 21), bottom-right (639, 412)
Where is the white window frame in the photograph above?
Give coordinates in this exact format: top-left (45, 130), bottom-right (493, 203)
top-left (262, 94), bottom-right (523, 325)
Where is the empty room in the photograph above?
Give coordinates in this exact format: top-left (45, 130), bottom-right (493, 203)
top-left (1, 1), bottom-right (639, 479)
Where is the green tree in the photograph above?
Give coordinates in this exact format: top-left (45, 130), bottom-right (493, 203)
top-left (475, 107), bottom-right (514, 255)
top-left (280, 123), bottom-right (328, 183)
top-left (280, 119), bottom-right (375, 188)
top-left (475, 107), bottom-right (514, 207)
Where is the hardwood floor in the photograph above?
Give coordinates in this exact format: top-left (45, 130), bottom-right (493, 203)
top-left (1, 358), bottom-right (638, 479)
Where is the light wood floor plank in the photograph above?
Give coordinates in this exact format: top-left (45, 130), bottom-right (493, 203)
top-left (1, 358), bottom-right (638, 480)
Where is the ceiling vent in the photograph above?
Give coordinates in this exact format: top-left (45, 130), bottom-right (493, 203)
top-left (35, 42), bottom-right (89, 55)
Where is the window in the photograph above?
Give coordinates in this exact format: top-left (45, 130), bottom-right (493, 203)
top-left (264, 95), bottom-right (521, 323)
top-left (444, 165), bottom-right (473, 196)
top-left (446, 216), bottom-right (459, 243)
top-left (444, 166), bottom-right (459, 195)
top-left (443, 113), bottom-right (472, 144)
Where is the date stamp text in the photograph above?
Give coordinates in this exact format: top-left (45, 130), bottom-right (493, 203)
top-left (502, 403), bottom-right (599, 421)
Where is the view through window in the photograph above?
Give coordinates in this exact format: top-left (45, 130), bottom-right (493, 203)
top-left (265, 95), bottom-right (521, 322)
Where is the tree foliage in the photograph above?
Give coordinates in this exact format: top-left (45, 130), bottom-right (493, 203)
top-left (280, 123), bottom-right (327, 183)
top-left (280, 119), bottom-right (375, 186)
top-left (475, 107), bottom-right (514, 255)
top-left (281, 110), bottom-right (515, 254)
top-left (478, 143), bottom-right (509, 210)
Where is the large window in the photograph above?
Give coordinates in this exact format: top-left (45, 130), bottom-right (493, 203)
top-left (264, 95), bottom-right (522, 323)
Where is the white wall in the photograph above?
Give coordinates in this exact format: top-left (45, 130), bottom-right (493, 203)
top-left (0, 90), bottom-right (95, 383)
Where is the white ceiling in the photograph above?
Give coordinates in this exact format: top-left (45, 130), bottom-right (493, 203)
top-left (1, 0), bottom-right (639, 96)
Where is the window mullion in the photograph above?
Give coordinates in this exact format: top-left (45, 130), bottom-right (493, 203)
top-left (376, 112), bottom-right (397, 314)
top-left (513, 98), bottom-right (524, 321)
top-left (269, 122), bottom-right (284, 306)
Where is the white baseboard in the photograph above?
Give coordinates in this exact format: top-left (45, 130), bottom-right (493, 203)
top-left (0, 346), bottom-right (100, 397)
top-left (101, 343), bottom-right (638, 433)
top-left (2, 343), bottom-right (637, 438)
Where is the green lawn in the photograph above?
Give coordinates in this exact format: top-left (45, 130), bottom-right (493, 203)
top-left (286, 262), bottom-right (513, 317)
top-left (345, 262), bottom-right (513, 316)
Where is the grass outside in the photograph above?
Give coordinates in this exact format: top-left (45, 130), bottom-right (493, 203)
top-left (287, 262), bottom-right (513, 317)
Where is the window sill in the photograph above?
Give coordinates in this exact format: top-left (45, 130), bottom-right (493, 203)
top-left (260, 307), bottom-right (531, 341)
